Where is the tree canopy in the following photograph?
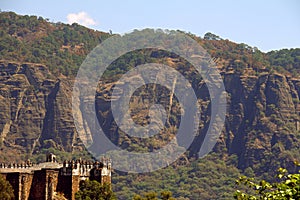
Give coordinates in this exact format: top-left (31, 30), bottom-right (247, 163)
top-left (0, 175), bottom-right (14, 200)
top-left (234, 164), bottom-right (300, 199)
top-left (133, 190), bottom-right (176, 200)
top-left (75, 180), bottom-right (116, 200)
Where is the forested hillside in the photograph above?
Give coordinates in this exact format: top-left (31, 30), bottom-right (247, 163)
top-left (0, 11), bottom-right (110, 76)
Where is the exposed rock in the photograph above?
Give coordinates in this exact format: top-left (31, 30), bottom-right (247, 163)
top-left (0, 61), bottom-right (79, 161)
top-left (222, 72), bottom-right (300, 170)
top-left (0, 60), bottom-right (299, 172)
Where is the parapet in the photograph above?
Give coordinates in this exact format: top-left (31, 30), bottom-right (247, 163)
top-left (0, 154), bottom-right (112, 180)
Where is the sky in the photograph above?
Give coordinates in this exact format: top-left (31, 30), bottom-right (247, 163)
top-left (1, 0), bottom-right (299, 52)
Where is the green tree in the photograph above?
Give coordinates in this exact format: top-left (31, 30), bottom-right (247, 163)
top-left (161, 190), bottom-right (176, 200)
top-left (234, 164), bottom-right (300, 199)
top-left (133, 191), bottom-right (158, 200)
top-left (0, 175), bottom-right (14, 200)
top-left (133, 191), bottom-right (176, 200)
top-left (75, 180), bottom-right (116, 200)
top-left (203, 32), bottom-right (222, 40)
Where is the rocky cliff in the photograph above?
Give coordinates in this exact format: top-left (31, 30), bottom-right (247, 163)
top-left (222, 72), bottom-right (300, 171)
top-left (0, 59), bottom-right (299, 173)
top-left (0, 60), bottom-right (81, 162)
top-left (93, 63), bottom-right (300, 174)
top-left (0, 61), bottom-right (299, 181)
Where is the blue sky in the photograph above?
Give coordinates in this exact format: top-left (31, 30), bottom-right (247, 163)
top-left (1, 0), bottom-right (299, 52)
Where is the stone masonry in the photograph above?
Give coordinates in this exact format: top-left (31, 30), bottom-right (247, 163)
top-left (0, 154), bottom-right (112, 200)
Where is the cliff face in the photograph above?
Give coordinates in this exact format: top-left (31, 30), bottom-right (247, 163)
top-left (93, 67), bottom-right (300, 173)
top-left (222, 73), bottom-right (300, 170)
top-left (0, 61), bottom-right (79, 161)
top-left (0, 60), bottom-right (299, 172)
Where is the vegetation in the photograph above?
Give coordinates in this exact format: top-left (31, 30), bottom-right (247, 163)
top-left (267, 48), bottom-right (300, 75)
top-left (75, 180), bottom-right (116, 200)
top-left (0, 11), bottom-right (299, 77)
top-left (0, 11), bottom-right (110, 76)
top-left (133, 190), bottom-right (176, 200)
top-left (113, 153), bottom-right (246, 199)
top-left (0, 175), bottom-right (14, 200)
top-left (235, 164), bottom-right (300, 199)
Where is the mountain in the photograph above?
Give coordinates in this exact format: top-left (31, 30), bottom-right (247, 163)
top-left (0, 11), bottom-right (299, 199)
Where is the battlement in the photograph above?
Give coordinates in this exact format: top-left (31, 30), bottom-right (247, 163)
top-left (0, 154), bottom-right (112, 200)
top-left (60, 157), bottom-right (112, 179)
top-left (0, 162), bottom-right (33, 169)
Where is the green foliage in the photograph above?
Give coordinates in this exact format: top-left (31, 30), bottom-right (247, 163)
top-left (0, 11), bottom-right (110, 76)
top-left (160, 191), bottom-right (176, 200)
top-left (0, 175), bottom-right (14, 200)
top-left (133, 191), bottom-right (158, 200)
top-left (234, 163), bottom-right (300, 199)
top-left (1, 11), bottom-right (299, 78)
top-left (267, 48), bottom-right (300, 75)
top-left (75, 180), bottom-right (116, 200)
top-left (204, 32), bottom-right (222, 40)
top-left (133, 190), bottom-right (175, 200)
top-left (113, 153), bottom-right (244, 199)
top-left (201, 32), bottom-right (300, 76)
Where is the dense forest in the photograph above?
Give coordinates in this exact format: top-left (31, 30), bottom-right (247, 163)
top-left (1, 11), bottom-right (299, 77)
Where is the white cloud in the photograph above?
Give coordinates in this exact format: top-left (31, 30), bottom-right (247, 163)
top-left (67, 11), bottom-right (97, 26)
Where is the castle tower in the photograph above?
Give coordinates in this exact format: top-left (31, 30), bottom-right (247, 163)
top-left (46, 153), bottom-right (57, 163)
top-left (101, 158), bottom-right (112, 184)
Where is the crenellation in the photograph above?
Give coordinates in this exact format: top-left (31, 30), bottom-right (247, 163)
top-left (60, 158), bottom-right (112, 179)
top-left (0, 153), bottom-right (112, 200)
top-left (0, 162), bottom-right (34, 170)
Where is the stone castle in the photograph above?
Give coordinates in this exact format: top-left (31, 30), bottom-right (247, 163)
top-left (0, 154), bottom-right (112, 200)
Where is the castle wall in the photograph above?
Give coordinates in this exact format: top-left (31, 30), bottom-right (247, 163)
top-left (56, 172), bottom-right (72, 200)
top-left (0, 157), bottom-right (112, 200)
top-left (2, 172), bottom-right (20, 200)
top-left (29, 169), bottom-right (47, 200)
top-left (20, 173), bottom-right (34, 200)
top-left (45, 169), bottom-right (60, 200)
top-left (101, 175), bottom-right (111, 185)
top-left (2, 172), bottom-right (34, 200)
top-left (71, 175), bottom-right (80, 200)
